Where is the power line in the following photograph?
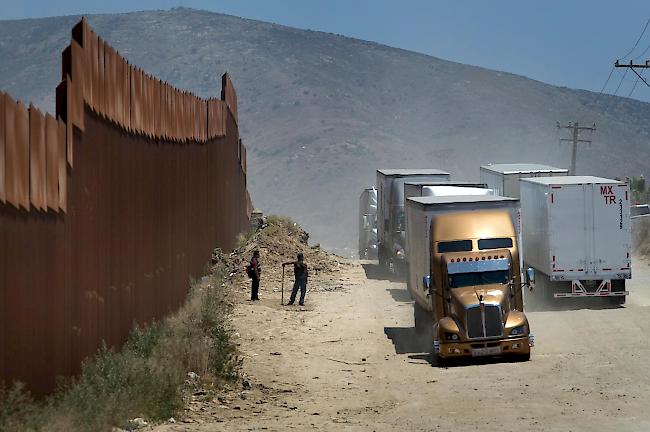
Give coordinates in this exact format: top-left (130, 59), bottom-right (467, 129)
top-left (599, 66), bottom-right (615, 94)
top-left (620, 17), bottom-right (650, 59)
top-left (634, 42), bottom-right (650, 60)
top-left (628, 69), bottom-right (647, 97)
top-left (613, 67), bottom-right (629, 95)
top-left (595, 17), bottom-right (650, 103)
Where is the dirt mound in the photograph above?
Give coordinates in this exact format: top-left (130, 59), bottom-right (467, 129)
top-left (212, 215), bottom-right (350, 294)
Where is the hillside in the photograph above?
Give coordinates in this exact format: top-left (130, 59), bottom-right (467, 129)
top-left (1, 8), bottom-right (649, 253)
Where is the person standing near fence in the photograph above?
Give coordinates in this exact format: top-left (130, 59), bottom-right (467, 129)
top-left (247, 250), bottom-right (261, 301)
top-left (283, 252), bottom-right (308, 306)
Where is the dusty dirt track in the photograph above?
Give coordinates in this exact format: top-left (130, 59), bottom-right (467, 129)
top-left (155, 257), bottom-right (650, 431)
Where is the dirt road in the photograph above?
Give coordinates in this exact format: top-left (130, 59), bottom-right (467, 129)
top-left (155, 257), bottom-right (650, 431)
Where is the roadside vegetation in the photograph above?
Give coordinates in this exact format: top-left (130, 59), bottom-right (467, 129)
top-left (629, 175), bottom-right (648, 204)
top-left (0, 261), bottom-right (237, 432)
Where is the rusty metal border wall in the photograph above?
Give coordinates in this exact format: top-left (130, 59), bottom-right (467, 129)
top-left (0, 19), bottom-right (250, 395)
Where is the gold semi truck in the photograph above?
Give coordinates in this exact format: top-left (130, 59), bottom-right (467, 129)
top-left (405, 196), bottom-right (534, 364)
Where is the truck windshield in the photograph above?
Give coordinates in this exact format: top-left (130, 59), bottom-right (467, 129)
top-left (448, 270), bottom-right (509, 288)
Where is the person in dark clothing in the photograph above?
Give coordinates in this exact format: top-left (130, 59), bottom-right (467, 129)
top-left (249, 250), bottom-right (261, 301)
top-left (283, 252), bottom-right (308, 306)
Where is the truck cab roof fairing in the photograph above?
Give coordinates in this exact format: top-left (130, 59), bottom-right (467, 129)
top-left (431, 210), bottom-right (516, 244)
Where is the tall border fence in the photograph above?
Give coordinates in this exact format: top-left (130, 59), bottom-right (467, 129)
top-left (0, 19), bottom-right (251, 395)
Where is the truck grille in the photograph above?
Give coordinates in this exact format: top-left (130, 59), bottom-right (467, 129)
top-left (466, 305), bottom-right (503, 339)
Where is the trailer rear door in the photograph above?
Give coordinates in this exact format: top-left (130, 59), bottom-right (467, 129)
top-left (592, 183), bottom-right (631, 275)
top-left (549, 184), bottom-right (588, 276)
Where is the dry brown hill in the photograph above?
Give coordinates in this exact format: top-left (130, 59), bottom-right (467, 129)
top-left (1, 8), bottom-right (649, 253)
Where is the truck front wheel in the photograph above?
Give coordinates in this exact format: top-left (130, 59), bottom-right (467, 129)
top-left (514, 351), bottom-right (531, 362)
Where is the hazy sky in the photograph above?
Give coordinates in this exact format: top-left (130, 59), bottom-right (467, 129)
top-left (3, 1), bottom-right (650, 102)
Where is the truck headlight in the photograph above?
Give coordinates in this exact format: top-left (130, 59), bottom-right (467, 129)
top-left (396, 249), bottom-right (405, 259)
top-left (444, 332), bottom-right (459, 341)
top-left (510, 325), bottom-right (526, 336)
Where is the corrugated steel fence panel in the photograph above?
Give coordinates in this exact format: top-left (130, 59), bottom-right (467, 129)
top-left (65, 76), bottom-right (74, 168)
top-left (45, 114), bottom-right (59, 211)
top-left (89, 30), bottom-right (99, 112)
top-left (29, 105), bottom-right (46, 211)
top-left (70, 40), bottom-right (85, 131)
top-left (57, 118), bottom-right (67, 212)
top-left (0, 92), bottom-right (5, 203)
top-left (81, 20), bottom-right (95, 110)
top-left (13, 100), bottom-right (30, 210)
top-left (221, 73), bottom-right (238, 124)
top-left (97, 38), bottom-right (106, 117)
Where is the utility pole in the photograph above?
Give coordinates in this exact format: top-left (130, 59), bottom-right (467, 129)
top-left (556, 122), bottom-right (596, 175)
top-left (614, 60), bottom-right (650, 87)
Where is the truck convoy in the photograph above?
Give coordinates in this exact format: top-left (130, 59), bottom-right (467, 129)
top-left (358, 188), bottom-right (379, 259)
top-left (405, 195), bottom-right (533, 363)
top-left (480, 163), bottom-right (568, 198)
top-left (520, 176), bottom-right (631, 305)
top-left (361, 162), bottom-right (631, 364)
top-left (376, 169), bottom-right (450, 274)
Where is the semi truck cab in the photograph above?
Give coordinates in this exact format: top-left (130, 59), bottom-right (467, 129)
top-left (424, 210), bottom-right (534, 363)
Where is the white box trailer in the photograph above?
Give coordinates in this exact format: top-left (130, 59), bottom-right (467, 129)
top-left (405, 195), bottom-right (520, 303)
top-left (520, 176), bottom-right (631, 302)
top-left (480, 164), bottom-right (568, 198)
top-left (376, 169), bottom-right (450, 272)
top-left (404, 181), bottom-right (489, 200)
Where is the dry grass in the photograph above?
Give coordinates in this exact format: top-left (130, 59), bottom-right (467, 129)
top-left (0, 264), bottom-right (237, 432)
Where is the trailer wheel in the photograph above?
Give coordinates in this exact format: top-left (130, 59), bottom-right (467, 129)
top-left (609, 280), bottom-right (626, 305)
top-left (609, 295), bottom-right (626, 305)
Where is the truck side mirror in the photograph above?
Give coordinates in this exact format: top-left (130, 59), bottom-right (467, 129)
top-left (422, 275), bottom-right (431, 290)
top-left (526, 267), bottom-right (536, 285)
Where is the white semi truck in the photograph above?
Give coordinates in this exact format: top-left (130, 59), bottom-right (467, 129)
top-left (358, 188), bottom-right (378, 259)
top-left (376, 169), bottom-right (450, 274)
top-left (480, 163), bottom-right (568, 198)
top-left (520, 176), bottom-right (631, 305)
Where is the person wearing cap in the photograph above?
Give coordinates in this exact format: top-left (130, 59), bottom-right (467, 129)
top-left (283, 252), bottom-right (309, 306)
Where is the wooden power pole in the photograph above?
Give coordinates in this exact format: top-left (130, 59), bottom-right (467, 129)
top-left (556, 122), bottom-right (596, 175)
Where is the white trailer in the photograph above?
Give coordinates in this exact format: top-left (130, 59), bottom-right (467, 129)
top-left (405, 195), bottom-right (520, 306)
top-left (376, 169), bottom-right (450, 273)
top-left (480, 164), bottom-right (568, 198)
top-left (520, 176), bottom-right (631, 303)
top-left (404, 181), bottom-right (489, 200)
